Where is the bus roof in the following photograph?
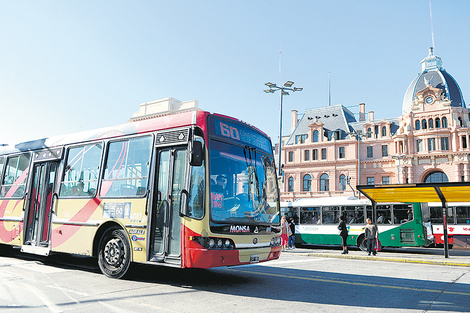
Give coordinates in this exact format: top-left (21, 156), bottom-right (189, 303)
top-left (0, 110), bottom-right (205, 155)
top-left (357, 182), bottom-right (470, 204)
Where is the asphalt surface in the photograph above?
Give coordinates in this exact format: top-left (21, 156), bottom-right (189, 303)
top-left (283, 245), bottom-right (470, 267)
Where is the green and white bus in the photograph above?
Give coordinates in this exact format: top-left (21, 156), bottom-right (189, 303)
top-left (281, 196), bottom-right (434, 250)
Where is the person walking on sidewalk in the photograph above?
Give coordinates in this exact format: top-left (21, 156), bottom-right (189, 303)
top-left (288, 217), bottom-right (296, 250)
top-left (364, 218), bottom-right (378, 256)
top-left (338, 215), bottom-right (349, 254)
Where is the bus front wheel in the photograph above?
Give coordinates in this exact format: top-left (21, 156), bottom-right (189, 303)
top-left (98, 228), bottom-right (131, 279)
top-left (358, 235), bottom-right (367, 252)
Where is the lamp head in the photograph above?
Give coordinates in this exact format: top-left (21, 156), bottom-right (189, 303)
top-left (265, 82), bottom-right (276, 88)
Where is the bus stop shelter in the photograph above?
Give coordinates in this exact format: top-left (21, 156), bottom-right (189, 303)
top-left (357, 182), bottom-right (470, 258)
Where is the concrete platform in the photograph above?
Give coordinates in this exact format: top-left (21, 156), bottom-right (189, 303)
top-left (282, 245), bottom-right (470, 267)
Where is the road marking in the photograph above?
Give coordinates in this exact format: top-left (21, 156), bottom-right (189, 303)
top-left (25, 283), bottom-right (63, 313)
top-left (225, 268), bottom-right (470, 297)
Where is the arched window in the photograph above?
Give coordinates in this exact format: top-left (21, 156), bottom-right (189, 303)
top-left (339, 174), bottom-right (346, 191)
top-left (435, 118), bottom-right (441, 128)
top-left (424, 171), bottom-right (449, 183)
top-left (428, 118), bottom-right (434, 129)
top-left (288, 177), bottom-right (294, 192)
top-left (422, 119), bottom-right (427, 129)
top-left (303, 174), bottom-right (312, 192)
top-left (415, 120), bottom-right (421, 130)
top-left (367, 128), bottom-right (372, 138)
top-left (320, 173), bottom-right (329, 191)
top-left (313, 130), bottom-right (319, 142)
top-left (442, 117), bottom-right (448, 128)
top-left (381, 126), bottom-right (387, 137)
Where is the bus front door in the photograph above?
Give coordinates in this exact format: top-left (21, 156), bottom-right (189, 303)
top-left (151, 147), bottom-right (187, 265)
top-left (22, 161), bottom-right (59, 256)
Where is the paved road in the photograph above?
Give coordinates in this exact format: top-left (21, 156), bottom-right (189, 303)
top-left (0, 245), bottom-right (469, 312)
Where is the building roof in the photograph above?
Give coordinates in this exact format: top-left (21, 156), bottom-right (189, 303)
top-left (349, 117), bottom-right (400, 136)
top-left (402, 48), bottom-right (466, 114)
top-left (286, 104), bottom-right (356, 145)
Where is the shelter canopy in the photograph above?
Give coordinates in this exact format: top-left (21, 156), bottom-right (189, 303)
top-left (357, 182), bottom-right (470, 204)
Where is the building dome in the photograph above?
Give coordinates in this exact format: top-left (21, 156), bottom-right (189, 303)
top-left (402, 47), bottom-right (466, 114)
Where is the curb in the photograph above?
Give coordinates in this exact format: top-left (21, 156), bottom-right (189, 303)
top-left (300, 252), bottom-right (470, 267)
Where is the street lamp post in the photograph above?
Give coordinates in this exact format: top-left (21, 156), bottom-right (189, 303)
top-left (264, 81), bottom-right (303, 177)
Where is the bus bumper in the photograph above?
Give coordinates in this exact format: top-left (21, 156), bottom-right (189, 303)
top-left (184, 246), bottom-right (281, 269)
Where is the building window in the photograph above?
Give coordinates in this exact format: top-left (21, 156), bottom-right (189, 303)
top-left (296, 134), bottom-right (307, 144)
top-left (367, 128), bottom-right (372, 138)
top-left (321, 148), bottom-right (327, 160)
top-left (463, 136), bottom-right (468, 149)
top-left (428, 118), bottom-right (434, 129)
top-left (382, 126), bottom-right (387, 137)
top-left (459, 117), bottom-right (463, 127)
top-left (422, 119), bottom-right (427, 129)
top-left (339, 147), bottom-right (345, 159)
top-left (415, 120), bottom-right (421, 130)
top-left (442, 117), bottom-right (448, 128)
top-left (367, 146), bottom-right (373, 158)
top-left (417, 139), bottom-right (423, 152)
top-left (381, 145), bottom-right (388, 157)
top-left (303, 174), bottom-right (312, 192)
top-left (312, 149), bottom-right (318, 160)
top-left (320, 173), bottom-right (329, 191)
top-left (435, 118), bottom-right (441, 128)
top-left (424, 171), bottom-right (448, 183)
top-left (313, 130), bottom-right (319, 142)
top-left (428, 138), bottom-right (436, 151)
top-left (288, 177), bottom-right (294, 192)
top-left (367, 177), bottom-right (375, 185)
top-left (304, 150), bottom-right (310, 161)
top-left (288, 151), bottom-right (294, 162)
top-left (382, 176), bottom-right (390, 184)
top-left (441, 137), bottom-right (449, 151)
top-left (339, 174), bottom-right (346, 191)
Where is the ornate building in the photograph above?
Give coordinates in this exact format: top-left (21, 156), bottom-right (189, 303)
top-left (280, 48), bottom-right (469, 201)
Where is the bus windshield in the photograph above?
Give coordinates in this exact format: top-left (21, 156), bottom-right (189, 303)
top-left (209, 139), bottom-right (279, 225)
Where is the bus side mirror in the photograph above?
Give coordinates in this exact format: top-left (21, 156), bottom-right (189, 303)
top-left (190, 141), bottom-right (204, 166)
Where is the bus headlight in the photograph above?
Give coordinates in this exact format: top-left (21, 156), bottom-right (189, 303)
top-left (192, 236), bottom-right (235, 250)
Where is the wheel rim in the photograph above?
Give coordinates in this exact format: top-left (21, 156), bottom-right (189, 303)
top-left (104, 238), bottom-right (125, 267)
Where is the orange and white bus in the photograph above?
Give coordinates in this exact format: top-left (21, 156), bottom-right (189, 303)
top-left (0, 108), bottom-right (281, 278)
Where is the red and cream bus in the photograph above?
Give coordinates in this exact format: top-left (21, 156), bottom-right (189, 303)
top-left (0, 108), bottom-right (281, 278)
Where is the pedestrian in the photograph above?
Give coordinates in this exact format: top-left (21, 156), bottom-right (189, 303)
top-left (288, 217), bottom-right (296, 250)
top-left (364, 218), bottom-right (379, 256)
top-left (338, 215), bottom-right (348, 254)
top-left (281, 216), bottom-right (289, 251)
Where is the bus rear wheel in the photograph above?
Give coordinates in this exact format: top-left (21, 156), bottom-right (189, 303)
top-left (98, 228), bottom-right (131, 279)
top-left (358, 235), bottom-right (367, 252)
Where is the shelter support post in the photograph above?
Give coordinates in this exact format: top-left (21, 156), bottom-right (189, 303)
top-left (442, 200), bottom-right (449, 258)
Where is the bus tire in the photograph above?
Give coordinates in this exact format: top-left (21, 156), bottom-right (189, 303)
top-left (98, 227), bottom-right (131, 279)
top-left (357, 235), bottom-right (367, 252)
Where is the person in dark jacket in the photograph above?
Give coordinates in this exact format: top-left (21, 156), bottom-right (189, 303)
top-left (338, 215), bottom-right (349, 254)
top-left (288, 217), bottom-right (296, 250)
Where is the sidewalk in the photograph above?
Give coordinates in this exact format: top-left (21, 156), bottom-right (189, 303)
top-left (282, 246), bottom-right (470, 267)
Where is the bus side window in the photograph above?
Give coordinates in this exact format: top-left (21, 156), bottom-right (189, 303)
top-left (188, 158), bottom-right (205, 219)
top-left (60, 144), bottom-right (102, 198)
top-left (392, 204), bottom-right (412, 224)
top-left (456, 206), bottom-right (470, 224)
top-left (100, 136), bottom-right (152, 198)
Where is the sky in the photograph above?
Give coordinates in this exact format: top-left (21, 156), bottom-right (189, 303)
top-left (1, 1), bottom-right (469, 146)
